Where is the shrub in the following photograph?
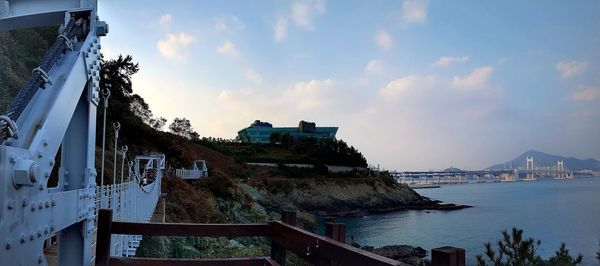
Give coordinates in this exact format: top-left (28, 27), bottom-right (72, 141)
top-left (476, 228), bottom-right (582, 266)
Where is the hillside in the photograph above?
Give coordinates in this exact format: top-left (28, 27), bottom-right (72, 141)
top-left (487, 150), bottom-right (600, 171)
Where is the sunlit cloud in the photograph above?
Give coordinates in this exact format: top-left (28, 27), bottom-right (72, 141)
top-left (216, 40), bottom-right (240, 58)
top-left (433, 56), bottom-right (469, 67)
top-left (159, 13), bottom-right (172, 27)
top-left (375, 30), bottom-right (392, 50)
top-left (556, 60), bottom-right (588, 78)
top-left (245, 68), bottom-right (263, 83)
top-left (401, 0), bottom-right (430, 24)
top-left (156, 32), bottom-right (195, 61)
top-left (365, 59), bottom-right (384, 74)
top-left (214, 15), bottom-right (245, 32)
top-left (379, 75), bottom-right (435, 98)
top-left (452, 66), bottom-right (493, 90)
top-left (274, 16), bottom-right (288, 42)
top-left (571, 86), bottom-right (600, 102)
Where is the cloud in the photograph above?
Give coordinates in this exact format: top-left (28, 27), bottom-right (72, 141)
top-left (159, 13), bottom-right (172, 27)
top-left (433, 56), bottom-right (469, 67)
top-left (452, 66), bottom-right (494, 90)
top-left (401, 0), bottom-right (430, 24)
top-left (555, 60), bottom-right (588, 78)
top-left (365, 59), bottom-right (384, 74)
top-left (214, 15), bottom-right (245, 32)
top-left (380, 75), bottom-right (435, 98)
top-left (375, 30), bottom-right (392, 50)
top-left (156, 32), bottom-right (195, 61)
top-left (274, 16), bottom-right (288, 42)
top-left (571, 87), bottom-right (600, 102)
top-left (291, 1), bottom-right (326, 29)
top-left (216, 40), bottom-right (240, 58)
top-left (274, 1), bottom-right (325, 41)
top-left (245, 68), bottom-right (262, 83)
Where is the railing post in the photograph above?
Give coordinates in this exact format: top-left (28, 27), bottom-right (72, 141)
top-left (97, 209), bottom-right (113, 266)
top-left (325, 222), bottom-right (346, 243)
top-left (271, 210), bottom-right (297, 265)
top-left (324, 222), bottom-right (346, 266)
top-left (431, 246), bottom-right (465, 266)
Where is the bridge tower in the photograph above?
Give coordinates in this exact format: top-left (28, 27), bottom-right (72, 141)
top-left (557, 160), bottom-right (564, 178)
top-left (526, 156), bottom-right (535, 180)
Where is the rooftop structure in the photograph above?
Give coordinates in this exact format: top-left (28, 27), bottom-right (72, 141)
top-left (238, 120), bottom-right (338, 143)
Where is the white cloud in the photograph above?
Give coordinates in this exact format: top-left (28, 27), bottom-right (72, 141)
top-left (556, 60), bottom-right (588, 78)
top-left (159, 13), bottom-right (172, 27)
top-left (274, 16), bottom-right (288, 42)
top-left (375, 30), bottom-right (392, 50)
top-left (216, 40), bottom-right (240, 58)
top-left (571, 87), bottom-right (600, 102)
top-left (401, 0), bottom-right (430, 24)
top-left (214, 15), bottom-right (245, 32)
top-left (380, 75), bottom-right (435, 98)
top-left (433, 56), bottom-right (469, 67)
top-left (365, 59), bottom-right (384, 74)
top-left (292, 2), bottom-right (312, 29)
top-left (245, 68), bottom-right (263, 83)
top-left (156, 32), bottom-right (195, 61)
top-left (274, 1), bottom-right (325, 42)
top-left (291, 1), bottom-right (326, 29)
top-left (452, 66), bottom-right (494, 90)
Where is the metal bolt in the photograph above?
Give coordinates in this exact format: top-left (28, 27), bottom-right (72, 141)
top-left (20, 235), bottom-right (25, 244)
top-left (29, 234), bottom-right (34, 241)
top-left (7, 200), bottom-right (14, 210)
top-left (39, 184), bottom-right (44, 190)
top-left (22, 198), bottom-right (28, 207)
top-left (31, 204), bottom-right (35, 212)
top-left (5, 241), bottom-right (11, 250)
top-left (50, 225), bottom-right (55, 232)
top-left (51, 200), bottom-right (56, 207)
top-left (44, 227), bottom-right (49, 234)
top-left (9, 157), bottom-right (15, 164)
top-left (37, 230), bottom-right (42, 238)
top-left (45, 201), bottom-right (50, 208)
top-left (38, 256), bottom-right (42, 264)
top-left (37, 152), bottom-right (43, 159)
top-left (43, 140), bottom-right (48, 147)
top-left (38, 203), bottom-right (43, 210)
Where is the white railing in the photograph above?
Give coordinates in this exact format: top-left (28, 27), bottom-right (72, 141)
top-left (175, 160), bottom-right (208, 180)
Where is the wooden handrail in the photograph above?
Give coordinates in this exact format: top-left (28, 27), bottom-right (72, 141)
top-left (108, 257), bottom-right (280, 266)
top-left (96, 209), bottom-right (407, 266)
top-left (111, 221), bottom-right (269, 237)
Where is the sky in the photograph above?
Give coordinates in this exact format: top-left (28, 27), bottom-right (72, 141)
top-left (98, 0), bottom-right (600, 171)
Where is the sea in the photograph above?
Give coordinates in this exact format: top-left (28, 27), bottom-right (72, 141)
top-left (333, 177), bottom-right (600, 265)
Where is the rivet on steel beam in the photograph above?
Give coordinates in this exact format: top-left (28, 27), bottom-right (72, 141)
top-left (45, 201), bottom-right (50, 208)
top-left (7, 200), bottom-right (14, 210)
top-left (38, 203), bottom-right (43, 210)
top-left (20, 235), bottom-right (25, 244)
top-left (5, 241), bottom-right (11, 250)
top-left (31, 204), bottom-right (35, 212)
top-left (29, 234), bottom-right (34, 241)
top-left (22, 198), bottom-right (28, 207)
top-left (51, 200), bottom-right (56, 207)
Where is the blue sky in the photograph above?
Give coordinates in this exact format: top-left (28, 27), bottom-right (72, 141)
top-left (98, 0), bottom-right (600, 170)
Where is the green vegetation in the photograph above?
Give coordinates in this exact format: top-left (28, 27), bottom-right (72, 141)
top-left (476, 228), bottom-right (583, 266)
top-left (0, 26), bottom-right (58, 113)
top-left (198, 137), bottom-right (368, 167)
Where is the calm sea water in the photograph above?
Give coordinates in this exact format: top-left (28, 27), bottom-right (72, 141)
top-left (336, 177), bottom-right (600, 265)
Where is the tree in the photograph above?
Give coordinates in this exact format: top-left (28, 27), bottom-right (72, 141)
top-left (149, 117), bottom-right (167, 130)
top-left (100, 54), bottom-right (139, 98)
top-left (169, 117), bottom-right (199, 140)
top-left (476, 228), bottom-right (582, 266)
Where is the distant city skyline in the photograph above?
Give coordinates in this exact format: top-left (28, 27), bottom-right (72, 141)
top-left (99, 0), bottom-right (600, 170)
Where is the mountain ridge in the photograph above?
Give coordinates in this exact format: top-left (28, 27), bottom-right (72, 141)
top-left (487, 150), bottom-right (600, 171)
